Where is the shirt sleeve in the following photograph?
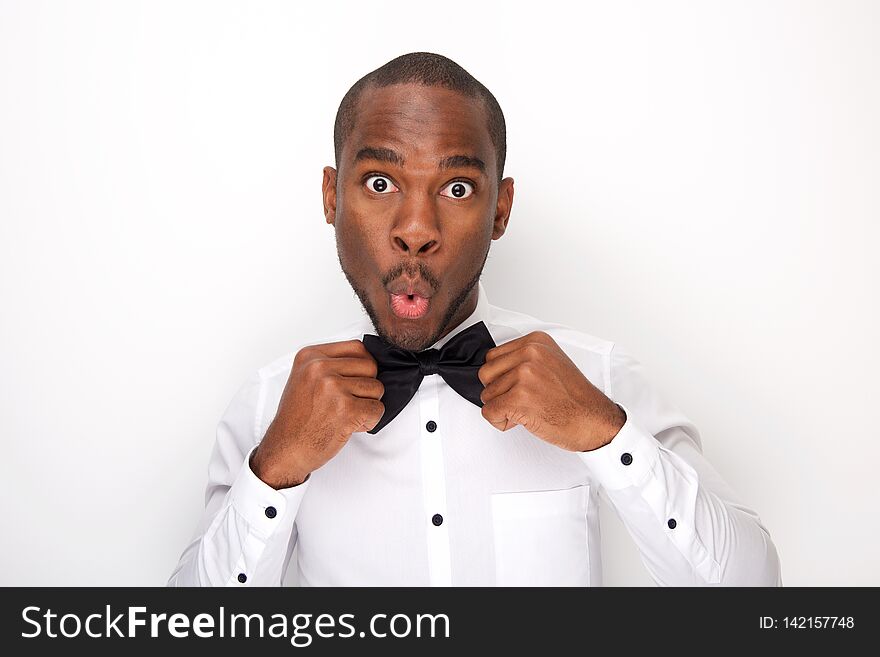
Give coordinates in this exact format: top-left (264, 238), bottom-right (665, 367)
top-left (167, 370), bottom-right (309, 587)
top-left (577, 343), bottom-right (783, 586)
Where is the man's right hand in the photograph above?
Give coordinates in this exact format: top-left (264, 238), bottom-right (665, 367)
top-left (250, 339), bottom-right (385, 489)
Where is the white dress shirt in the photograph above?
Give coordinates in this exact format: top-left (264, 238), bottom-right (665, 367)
top-left (168, 281), bottom-right (782, 586)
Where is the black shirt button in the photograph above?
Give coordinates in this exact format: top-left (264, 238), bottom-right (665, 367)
top-left (620, 452), bottom-right (633, 466)
top-left (265, 506), bottom-right (277, 519)
top-left (668, 518), bottom-right (677, 529)
top-left (426, 420), bottom-right (437, 432)
top-left (432, 513), bottom-right (443, 526)
top-left (237, 573), bottom-right (247, 583)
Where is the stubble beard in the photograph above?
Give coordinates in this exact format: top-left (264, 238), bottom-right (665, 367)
top-left (337, 243), bottom-right (490, 353)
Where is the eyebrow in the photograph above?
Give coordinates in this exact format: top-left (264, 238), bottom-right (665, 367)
top-left (439, 154), bottom-right (486, 174)
top-left (354, 146), bottom-right (405, 167)
top-left (354, 146), bottom-right (487, 175)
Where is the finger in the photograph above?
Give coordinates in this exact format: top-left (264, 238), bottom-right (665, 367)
top-left (479, 347), bottom-right (530, 386)
top-left (295, 340), bottom-right (375, 372)
top-left (480, 392), bottom-right (520, 432)
top-left (484, 334), bottom-right (532, 363)
top-left (311, 339), bottom-right (375, 360)
top-left (323, 356), bottom-right (379, 379)
top-left (339, 375), bottom-right (385, 400)
top-left (484, 331), bottom-right (553, 363)
top-left (480, 366), bottom-right (518, 405)
top-left (350, 397), bottom-right (386, 432)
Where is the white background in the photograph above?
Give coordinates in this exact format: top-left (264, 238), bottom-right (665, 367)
top-left (1, 0), bottom-right (877, 586)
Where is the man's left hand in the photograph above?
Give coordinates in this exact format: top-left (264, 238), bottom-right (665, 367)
top-left (478, 331), bottom-right (626, 452)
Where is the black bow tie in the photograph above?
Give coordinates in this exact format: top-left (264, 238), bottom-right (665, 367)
top-left (361, 321), bottom-right (496, 434)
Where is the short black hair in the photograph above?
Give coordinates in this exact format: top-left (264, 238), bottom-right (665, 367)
top-left (333, 52), bottom-right (507, 182)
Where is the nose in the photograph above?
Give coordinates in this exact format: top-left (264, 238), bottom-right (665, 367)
top-left (390, 190), bottom-right (441, 256)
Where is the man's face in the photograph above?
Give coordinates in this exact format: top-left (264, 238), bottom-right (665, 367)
top-left (322, 83), bottom-right (514, 352)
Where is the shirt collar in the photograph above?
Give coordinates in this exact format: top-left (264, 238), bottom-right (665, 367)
top-left (427, 280), bottom-right (491, 350)
top-left (359, 280), bottom-right (492, 351)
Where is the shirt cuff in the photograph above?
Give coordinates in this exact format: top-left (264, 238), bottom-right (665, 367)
top-left (228, 444), bottom-right (311, 538)
top-left (576, 403), bottom-right (661, 491)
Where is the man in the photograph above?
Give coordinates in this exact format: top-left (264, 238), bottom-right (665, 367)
top-left (169, 52), bottom-right (781, 586)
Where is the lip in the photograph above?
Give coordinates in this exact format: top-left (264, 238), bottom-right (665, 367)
top-left (386, 277), bottom-right (433, 299)
top-left (385, 275), bottom-right (434, 320)
top-left (389, 292), bottom-right (431, 319)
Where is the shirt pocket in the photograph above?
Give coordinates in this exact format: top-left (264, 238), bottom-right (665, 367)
top-left (490, 484), bottom-right (591, 587)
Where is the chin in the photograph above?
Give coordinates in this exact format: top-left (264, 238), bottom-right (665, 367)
top-left (351, 279), bottom-right (442, 351)
top-left (381, 316), bottom-right (436, 352)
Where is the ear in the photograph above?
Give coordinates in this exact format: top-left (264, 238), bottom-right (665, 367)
top-left (492, 177), bottom-right (514, 239)
top-left (322, 166), bottom-right (338, 225)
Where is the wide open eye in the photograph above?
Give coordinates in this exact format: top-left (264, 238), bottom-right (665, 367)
top-left (364, 175), bottom-right (398, 194)
top-left (440, 180), bottom-right (475, 199)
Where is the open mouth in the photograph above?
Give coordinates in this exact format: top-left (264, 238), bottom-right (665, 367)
top-left (389, 292), bottom-right (430, 319)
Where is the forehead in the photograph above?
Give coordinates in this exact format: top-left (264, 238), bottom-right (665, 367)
top-left (343, 83), bottom-right (496, 176)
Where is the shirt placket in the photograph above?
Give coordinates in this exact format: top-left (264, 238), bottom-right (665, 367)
top-left (417, 373), bottom-right (452, 586)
